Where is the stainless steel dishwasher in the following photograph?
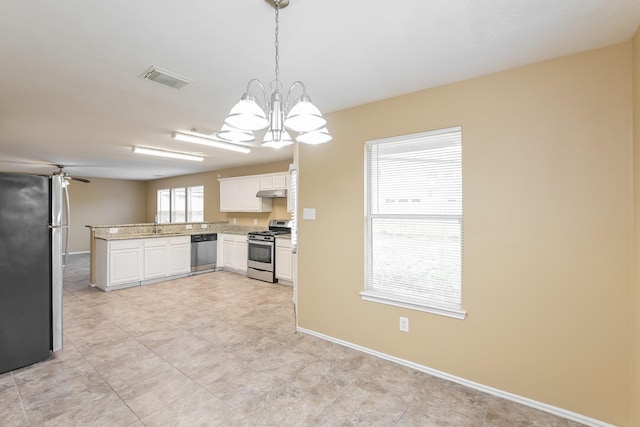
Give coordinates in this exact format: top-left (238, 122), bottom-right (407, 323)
top-left (190, 233), bottom-right (217, 272)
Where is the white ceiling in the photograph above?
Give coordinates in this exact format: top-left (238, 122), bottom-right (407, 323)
top-left (0, 0), bottom-right (639, 180)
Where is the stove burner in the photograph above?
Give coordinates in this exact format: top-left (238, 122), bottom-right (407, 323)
top-left (248, 219), bottom-right (292, 242)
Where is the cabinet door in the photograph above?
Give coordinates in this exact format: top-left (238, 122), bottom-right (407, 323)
top-left (168, 242), bottom-right (190, 275)
top-left (222, 235), bottom-right (235, 269)
top-left (216, 237), bottom-right (224, 268)
top-left (259, 175), bottom-right (274, 190)
top-left (110, 247), bottom-right (143, 285)
top-left (273, 174), bottom-right (287, 189)
top-left (276, 241), bottom-right (292, 281)
top-left (220, 180), bottom-right (235, 212)
top-left (244, 177), bottom-right (261, 212)
top-left (234, 238), bottom-right (248, 273)
top-left (144, 239), bottom-right (168, 279)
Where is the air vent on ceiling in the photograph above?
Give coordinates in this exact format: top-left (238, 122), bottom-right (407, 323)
top-left (140, 66), bottom-right (192, 89)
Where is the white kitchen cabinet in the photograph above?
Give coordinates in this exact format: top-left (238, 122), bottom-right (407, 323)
top-left (221, 233), bottom-right (248, 274)
top-left (144, 238), bottom-right (168, 279)
top-left (275, 238), bottom-right (293, 284)
top-left (168, 236), bottom-right (191, 275)
top-left (243, 177), bottom-right (264, 212)
top-left (222, 234), bottom-right (235, 270)
top-left (219, 176), bottom-right (271, 213)
top-left (219, 179), bottom-right (237, 212)
top-left (96, 235), bottom-right (191, 291)
top-left (259, 173), bottom-right (287, 190)
top-left (216, 237), bottom-right (224, 269)
top-left (95, 239), bottom-right (144, 290)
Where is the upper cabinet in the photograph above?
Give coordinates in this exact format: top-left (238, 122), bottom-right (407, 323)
top-left (259, 174), bottom-right (287, 191)
top-left (220, 173), bottom-right (289, 213)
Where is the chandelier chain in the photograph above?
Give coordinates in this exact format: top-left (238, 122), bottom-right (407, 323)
top-left (274, 1), bottom-right (280, 86)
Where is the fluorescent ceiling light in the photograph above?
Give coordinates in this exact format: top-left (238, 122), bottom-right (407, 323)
top-left (132, 146), bottom-right (204, 162)
top-left (171, 131), bottom-right (251, 154)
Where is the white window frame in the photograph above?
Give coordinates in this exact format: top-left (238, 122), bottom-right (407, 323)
top-left (361, 126), bottom-right (466, 320)
top-left (187, 185), bottom-right (204, 222)
top-left (157, 189), bottom-right (170, 223)
top-left (156, 185), bottom-right (204, 223)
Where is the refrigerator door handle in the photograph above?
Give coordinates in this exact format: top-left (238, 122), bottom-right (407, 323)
top-left (50, 174), bottom-right (64, 352)
top-left (62, 183), bottom-right (71, 267)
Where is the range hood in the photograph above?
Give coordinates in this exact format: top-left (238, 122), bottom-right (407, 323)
top-left (256, 189), bottom-right (287, 198)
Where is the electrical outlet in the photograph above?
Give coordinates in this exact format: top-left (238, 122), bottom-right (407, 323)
top-left (233, 218), bottom-right (237, 224)
top-left (253, 219), bottom-right (258, 225)
top-left (201, 224), bottom-right (208, 229)
top-left (399, 317), bottom-right (409, 332)
top-left (186, 224), bottom-right (193, 229)
top-left (108, 228), bottom-right (119, 234)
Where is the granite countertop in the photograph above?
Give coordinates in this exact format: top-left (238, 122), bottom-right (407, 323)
top-left (90, 222), bottom-right (266, 241)
top-left (95, 230), bottom-right (236, 241)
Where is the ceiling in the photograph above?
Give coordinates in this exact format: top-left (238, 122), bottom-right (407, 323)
top-left (1, 0), bottom-right (639, 181)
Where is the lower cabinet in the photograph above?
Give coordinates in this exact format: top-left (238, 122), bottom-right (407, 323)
top-left (96, 236), bottom-right (191, 291)
top-left (168, 237), bottom-right (191, 275)
top-left (107, 240), bottom-right (143, 287)
top-left (144, 238), bottom-right (168, 279)
top-left (220, 233), bottom-right (247, 274)
top-left (275, 238), bottom-right (293, 284)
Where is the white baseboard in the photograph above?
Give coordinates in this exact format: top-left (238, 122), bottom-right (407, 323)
top-left (68, 251), bottom-right (90, 255)
top-left (296, 327), bottom-right (616, 427)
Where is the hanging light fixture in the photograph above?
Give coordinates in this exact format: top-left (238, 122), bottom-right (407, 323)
top-left (217, 0), bottom-right (332, 147)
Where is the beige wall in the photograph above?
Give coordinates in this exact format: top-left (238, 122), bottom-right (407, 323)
top-left (298, 43), bottom-right (634, 425)
top-left (633, 26), bottom-right (640, 427)
top-left (68, 178), bottom-right (147, 253)
top-left (144, 160), bottom-right (292, 226)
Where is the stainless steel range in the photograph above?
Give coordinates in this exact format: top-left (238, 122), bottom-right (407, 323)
top-left (247, 219), bottom-right (291, 283)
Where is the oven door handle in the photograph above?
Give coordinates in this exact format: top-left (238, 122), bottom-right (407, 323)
top-left (248, 240), bottom-right (275, 247)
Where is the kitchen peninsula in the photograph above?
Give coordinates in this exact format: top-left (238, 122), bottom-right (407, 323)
top-left (86, 222), bottom-right (264, 291)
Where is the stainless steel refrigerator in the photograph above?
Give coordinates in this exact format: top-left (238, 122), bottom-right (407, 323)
top-left (0, 172), bottom-right (64, 374)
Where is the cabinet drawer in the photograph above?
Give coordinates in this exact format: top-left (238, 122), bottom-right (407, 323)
top-left (109, 239), bottom-right (143, 251)
top-left (169, 236), bottom-right (190, 245)
top-left (144, 238), bottom-right (168, 247)
top-left (275, 238), bottom-right (291, 249)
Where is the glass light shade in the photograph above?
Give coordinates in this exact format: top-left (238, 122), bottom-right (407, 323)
top-left (284, 98), bottom-right (326, 132)
top-left (262, 130), bottom-right (293, 149)
top-left (216, 124), bottom-right (255, 143)
top-left (296, 127), bottom-right (332, 144)
top-left (224, 94), bottom-right (269, 131)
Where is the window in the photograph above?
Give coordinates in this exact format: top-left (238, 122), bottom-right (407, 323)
top-left (157, 189), bottom-right (170, 223)
top-left (171, 188), bottom-right (186, 222)
top-left (156, 185), bottom-right (204, 223)
top-left (187, 186), bottom-right (204, 222)
top-left (362, 127), bottom-right (466, 319)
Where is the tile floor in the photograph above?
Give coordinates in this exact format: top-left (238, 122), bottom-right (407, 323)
top-left (0, 253), bottom-right (587, 426)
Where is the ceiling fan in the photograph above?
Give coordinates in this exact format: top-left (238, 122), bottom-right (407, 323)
top-left (52, 165), bottom-right (90, 183)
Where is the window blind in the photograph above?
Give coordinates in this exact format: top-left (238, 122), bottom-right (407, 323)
top-left (364, 127), bottom-right (464, 317)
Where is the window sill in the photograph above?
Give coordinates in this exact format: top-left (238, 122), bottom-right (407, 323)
top-left (360, 290), bottom-right (467, 320)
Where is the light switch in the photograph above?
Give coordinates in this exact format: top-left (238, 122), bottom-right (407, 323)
top-left (303, 208), bottom-right (316, 220)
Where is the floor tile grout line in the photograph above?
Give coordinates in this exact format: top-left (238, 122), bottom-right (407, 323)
top-left (73, 334), bottom-right (145, 426)
top-left (11, 371), bottom-right (32, 427)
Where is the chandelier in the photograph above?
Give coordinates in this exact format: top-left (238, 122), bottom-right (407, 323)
top-left (217, 0), bottom-right (332, 149)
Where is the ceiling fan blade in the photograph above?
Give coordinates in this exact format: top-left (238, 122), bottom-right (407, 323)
top-left (70, 176), bottom-right (91, 183)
